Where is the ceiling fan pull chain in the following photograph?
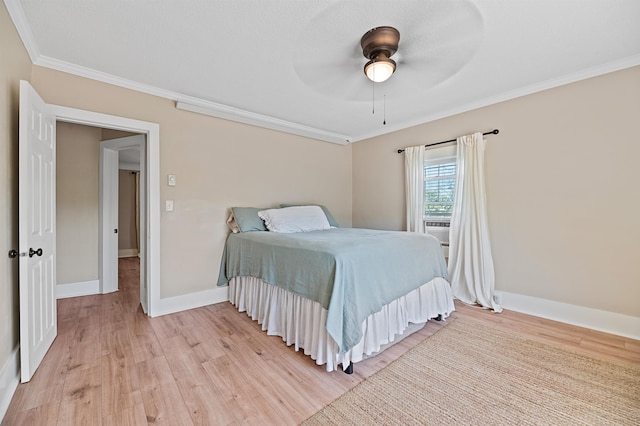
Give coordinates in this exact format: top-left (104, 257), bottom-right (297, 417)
top-left (383, 94), bottom-right (386, 125)
top-left (372, 78), bottom-right (375, 114)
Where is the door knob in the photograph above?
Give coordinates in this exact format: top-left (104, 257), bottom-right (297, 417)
top-left (8, 249), bottom-right (18, 258)
top-left (29, 248), bottom-right (43, 257)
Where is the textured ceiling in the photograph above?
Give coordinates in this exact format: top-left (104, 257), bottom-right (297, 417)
top-left (8, 0), bottom-right (640, 144)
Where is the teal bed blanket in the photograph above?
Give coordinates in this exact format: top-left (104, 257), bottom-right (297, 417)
top-left (217, 228), bottom-right (449, 353)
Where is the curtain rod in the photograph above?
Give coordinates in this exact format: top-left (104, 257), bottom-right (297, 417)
top-left (397, 129), bottom-right (499, 154)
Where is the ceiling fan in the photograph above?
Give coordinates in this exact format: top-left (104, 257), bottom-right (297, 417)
top-left (292, 1), bottom-right (484, 102)
top-left (360, 26), bottom-right (400, 83)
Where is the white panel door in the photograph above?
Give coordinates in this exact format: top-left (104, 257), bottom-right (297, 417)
top-left (99, 145), bottom-right (119, 294)
top-left (19, 80), bottom-right (57, 383)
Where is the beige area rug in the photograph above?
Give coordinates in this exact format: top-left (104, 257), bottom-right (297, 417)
top-left (302, 318), bottom-right (640, 425)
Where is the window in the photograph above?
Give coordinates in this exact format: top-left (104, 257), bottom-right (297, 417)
top-left (424, 157), bottom-right (456, 220)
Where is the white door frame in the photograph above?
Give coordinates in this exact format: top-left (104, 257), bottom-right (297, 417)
top-left (51, 105), bottom-right (160, 316)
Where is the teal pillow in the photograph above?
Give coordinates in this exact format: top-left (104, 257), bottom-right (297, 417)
top-left (231, 207), bottom-right (269, 232)
top-left (279, 204), bottom-right (339, 228)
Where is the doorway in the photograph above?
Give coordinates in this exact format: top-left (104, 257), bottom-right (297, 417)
top-left (19, 81), bottom-right (160, 382)
top-left (56, 126), bottom-right (149, 311)
top-left (52, 104), bottom-right (160, 316)
top-left (99, 134), bottom-right (147, 312)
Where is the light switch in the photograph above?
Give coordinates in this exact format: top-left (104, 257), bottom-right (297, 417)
top-left (165, 200), bottom-right (174, 212)
top-left (168, 174), bottom-right (176, 186)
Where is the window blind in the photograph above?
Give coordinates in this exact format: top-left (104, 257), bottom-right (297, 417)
top-left (424, 161), bottom-right (456, 218)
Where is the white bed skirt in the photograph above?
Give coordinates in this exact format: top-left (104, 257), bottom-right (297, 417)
top-left (229, 276), bottom-right (455, 372)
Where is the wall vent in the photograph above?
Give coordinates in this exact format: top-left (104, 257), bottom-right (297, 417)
top-left (425, 221), bottom-right (449, 227)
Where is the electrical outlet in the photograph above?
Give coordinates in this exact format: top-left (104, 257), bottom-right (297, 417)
top-left (165, 200), bottom-right (174, 212)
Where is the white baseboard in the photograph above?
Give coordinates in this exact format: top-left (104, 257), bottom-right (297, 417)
top-left (495, 290), bottom-right (640, 341)
top-left (150, 286), bottom-right (229, 317)
top-left (118, 249), bottom-right (139, 258)
top-left (0, 346), bottom-right (19, 423)
top-left (56, 280), bottom-right (100, 299)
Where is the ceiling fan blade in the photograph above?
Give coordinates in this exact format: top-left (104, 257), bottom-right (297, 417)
top-left (291, 0), bottom-right (484, 102)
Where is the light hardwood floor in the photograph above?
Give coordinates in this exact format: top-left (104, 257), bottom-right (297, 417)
top-left (3, 257), bottom-right (639, 425)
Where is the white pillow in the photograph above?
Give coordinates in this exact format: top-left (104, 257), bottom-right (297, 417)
top-left (258, 206), bottom-right (331, 233)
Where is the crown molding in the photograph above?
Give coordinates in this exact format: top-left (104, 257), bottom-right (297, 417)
top-left (4, 0), bottom-right (40, 62)
top-left (35, 56), bottom-right (351, 145)
top-left (352, 53), bottom-right (640, 143)
top-left (30, 50), bottom-right (640, 146)
top-left (175, 99), bottom-right (351, 145)
top-left (34, 54), bottom-right (185, 100)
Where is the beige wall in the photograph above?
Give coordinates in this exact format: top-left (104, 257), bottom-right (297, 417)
top-left (118, 170), bottom-right (138, 252)
top-left (102, 129), bottom-right (137, 141)
top-left (353, 66), bottom-right (640, 318)
top-left (30, 66), bottom-right (353, 298)
top-left (0, 1), bottom-right (32, 377)
top-left (56, 122), bottom-right (101, 284)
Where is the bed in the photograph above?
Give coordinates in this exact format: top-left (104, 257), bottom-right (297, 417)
top-left (217, 205), bottom-right (454, 372)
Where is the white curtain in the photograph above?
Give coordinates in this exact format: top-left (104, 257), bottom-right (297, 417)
top-left (404, 145), bottom-right (425, 233)
top-left (448, 132), bottom-right (502, 312)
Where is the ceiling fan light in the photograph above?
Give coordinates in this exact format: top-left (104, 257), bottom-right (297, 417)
top-left (364, 57), bottom-right (396, 83)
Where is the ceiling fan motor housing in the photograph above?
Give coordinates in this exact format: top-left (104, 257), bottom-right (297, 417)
top-left (360, 26), bottom-right (400, 60)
